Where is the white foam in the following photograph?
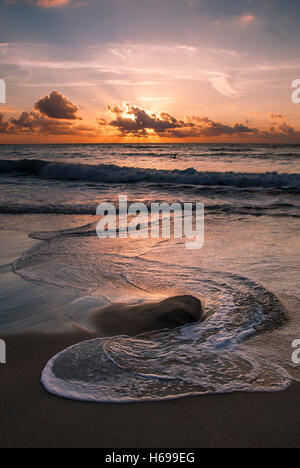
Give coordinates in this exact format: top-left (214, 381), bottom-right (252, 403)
top-left (36, 163), bottom-right (300, 188)
top-left (41, 274), bottom-right (290, 403)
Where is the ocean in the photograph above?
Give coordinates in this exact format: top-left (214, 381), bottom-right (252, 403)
top-left (0, 143), bottom-right (299, 402)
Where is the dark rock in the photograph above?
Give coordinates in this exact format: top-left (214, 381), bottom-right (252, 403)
top-left (91, 295), bottom-right (203, 337)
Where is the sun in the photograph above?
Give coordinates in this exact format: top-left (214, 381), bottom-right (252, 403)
top-left (122, 111), bottom-right (136, 121)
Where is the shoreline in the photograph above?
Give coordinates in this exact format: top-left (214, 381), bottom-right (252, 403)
top-left (0, 215), bottom-right (299, 447)
top-left (1, 329), bottom-right (300, 448)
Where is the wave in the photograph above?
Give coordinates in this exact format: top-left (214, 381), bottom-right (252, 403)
top-left (1, 159), bottom-right (300, 188)
top-left (29, 241), bottom-right (290, 401)
top-left (40, 265), bottom-right (289, 402)
top-left (10, 216), bottom-right (295, 402)
top-left (1, 201), bottom-right (299, 218)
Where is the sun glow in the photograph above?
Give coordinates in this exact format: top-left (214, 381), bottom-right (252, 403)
top-left (122, 112), bottom-right (136, 121)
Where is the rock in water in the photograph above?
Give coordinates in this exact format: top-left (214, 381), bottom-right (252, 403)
top-left (148, 295), bottom-right (203, 329)
top-left (92, 295), bottom-right (203, 336)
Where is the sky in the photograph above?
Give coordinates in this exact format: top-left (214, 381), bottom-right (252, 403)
top-left (0, 0), bottom-right (300, 143)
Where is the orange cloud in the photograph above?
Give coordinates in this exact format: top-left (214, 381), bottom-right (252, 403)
top-left (5, 0), bottom-right (71, 7)
top-left (36, 0), bottom-right (70, 7)
top-left (239, 14), bottom-right (256, 24)
top-left (1, 96), bottom-right (300, 142)
top-left (269, 113), bottom-right (285, 120)
top-left (102, 103), bottom-right (258, 138)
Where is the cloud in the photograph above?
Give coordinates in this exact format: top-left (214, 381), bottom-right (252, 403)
top-left (36, 0), bottom-right (71, 7)
top-left (5, 0), bottom-right (72, 7)
top-left (0, 91), bottom-right (95, 136)
top-left (239, 14), bottom-right (256, 24)
top-left (269, 113), bottom-right (285, 120)
top-left (0, 113), bottom-right (11, 133)
top-left (0, 110), bottom-right (93, 135)
top-left (101, 103), bottom-right (300, 141)
top-left (138, 97), bottom-right (176, 103)
top-left (209, 76), bottom-right (238, 98)
top-left (1, 97), bottom-right (299, 141)
top-left (277, 123), bottom-right (296, 135)
top-left (1, 110), bottom-right (67, 134)
top-left (2, 41), bottom-right (300, 107)
top-left (182, 116), bottom-right (258, 138)
top-left (34, 91), bottom-right (80, 120)
top-left (103, 103), bottom-right (258, 138)
top-left (107, 104), bottom-right (182, 137)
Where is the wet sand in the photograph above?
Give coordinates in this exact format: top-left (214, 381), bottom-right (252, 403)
top-left (1, 330), bottom-right (300, 448)
top-left (1, 223), bottom-right (299, 448)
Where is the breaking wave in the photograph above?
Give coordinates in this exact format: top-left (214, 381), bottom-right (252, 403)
top-left (1, 159), bottom-right (300, 188)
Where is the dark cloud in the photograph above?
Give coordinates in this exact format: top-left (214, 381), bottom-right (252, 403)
top-left (7, 110), bottom-right (76, 134)
top-left (104, 104), bottom-right (258, 138)
top-left (108, 104), bottom-right (182, 137)
top-left (1, 97), bottom-right (299, 141)
top-left (269, 113), bottom-right (285, 120)
top-left (0, 110), bottom-right (95, 136)
top-left (180, 116), bottom-right (259, 138)
top-left (0, 90), bottom-right (91, 136)
top-left (106, 104), bottom-right (123, 115)
top-left (0, 114), bottom-right (11, 133)
top-left (276, 123), bottom-right (296, 135)
top-left (35, 91), bottom-right (80, 120)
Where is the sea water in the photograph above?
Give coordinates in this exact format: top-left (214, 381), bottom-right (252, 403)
top-left (0, 143), bottom-right (299, 401)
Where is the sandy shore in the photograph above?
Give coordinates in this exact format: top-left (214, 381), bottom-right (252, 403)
top-left (0, 330), bottom-right (299, 448)
top-left (0, 220), bottom-right (299, 448)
